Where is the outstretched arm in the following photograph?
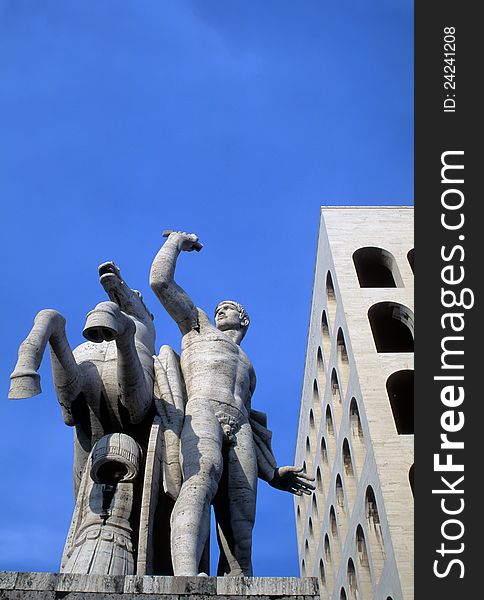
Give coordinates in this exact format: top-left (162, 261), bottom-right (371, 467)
top-left (150, 231), bottom-right (200, 334)
top-left (269, 465), bottom-right (315, 496)
top-left (249, 392), bottom-right (315, 496)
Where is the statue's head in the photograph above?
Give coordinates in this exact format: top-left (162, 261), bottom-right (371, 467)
top-left (98, 262), bottom-right (155, 350)
top-left (214, 300), bottom-right (250, 340)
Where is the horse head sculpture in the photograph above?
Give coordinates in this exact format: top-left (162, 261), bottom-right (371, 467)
top-left (83, 261), bottom-right (155, 355)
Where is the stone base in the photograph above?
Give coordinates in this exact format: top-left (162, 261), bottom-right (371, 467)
top-left (0, 572), bottom-right (319, 600)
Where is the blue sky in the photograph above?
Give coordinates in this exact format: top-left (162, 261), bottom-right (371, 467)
top-left (0, 0), bottom-right (413, 576)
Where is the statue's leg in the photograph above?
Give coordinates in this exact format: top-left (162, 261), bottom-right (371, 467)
top-left (170, 401), bottom-right (223, 576)
top-left (83, 301), bottom-right (153, 424)
top-left (9, 309), bottom-right (82, 424)
top-left (214, 423), bottom-right (257, 576)
top-left (115, 328), bottom-right (153, 424)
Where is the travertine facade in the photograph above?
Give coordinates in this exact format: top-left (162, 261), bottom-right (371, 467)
top-left (295, 207), bottom-right (414, 600)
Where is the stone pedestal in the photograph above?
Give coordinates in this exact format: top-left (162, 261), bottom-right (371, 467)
top-left (0, 572), bottom-right (319, 600)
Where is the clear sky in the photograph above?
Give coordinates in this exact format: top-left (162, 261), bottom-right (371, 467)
top-left (0, 0), bottom-right (413, 576)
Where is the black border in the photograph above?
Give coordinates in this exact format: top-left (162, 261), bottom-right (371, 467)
top-left (415, 2), bottom-right (482, 596)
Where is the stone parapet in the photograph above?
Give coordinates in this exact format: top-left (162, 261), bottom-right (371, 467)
top-left (0, 572), bottom-right (319, 600)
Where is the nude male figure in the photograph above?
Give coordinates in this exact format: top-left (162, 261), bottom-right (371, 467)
top-left (150, 231), bottom-right (314, 576)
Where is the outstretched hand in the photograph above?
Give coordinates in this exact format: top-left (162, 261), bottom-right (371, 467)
top-left (270, 465), bottom-right (315, 496)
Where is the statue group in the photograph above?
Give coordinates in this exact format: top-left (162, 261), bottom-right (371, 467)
top-left (9, 232), bottom-right (314, 577)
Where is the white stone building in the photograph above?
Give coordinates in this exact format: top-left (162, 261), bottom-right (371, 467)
top-left (295, 207), bottom-right (414, 600)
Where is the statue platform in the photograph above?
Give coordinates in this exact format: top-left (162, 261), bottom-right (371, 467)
top-left (0, 572), bottom-right (319, 600)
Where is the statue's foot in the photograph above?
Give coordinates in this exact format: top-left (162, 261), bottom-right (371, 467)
top-left (8, 370), bottom-right (41, 399)
top-left (83, 302), bottom-right (133, 343)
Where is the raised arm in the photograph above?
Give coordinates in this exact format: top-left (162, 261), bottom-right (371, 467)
top-left (149, 231), bottom-right (200, 334)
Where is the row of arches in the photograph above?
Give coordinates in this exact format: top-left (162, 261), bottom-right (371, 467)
top-left (308, 446), bottom-right (358, 535)
top-left (323, 247), bottom-right (414, 336)
top-left (321, 300), bottom-right (414, 356)
top-left (302, 486), bottom-right (386, 594)
top-left (311, 370), bottom-right (412, 445)
top-left (314, 339), bottom-right (413, 442)
top-left (307, 394), bottom-right (367, 477)
top-left (315, 323), bottom-right (350, 406)
top-left (309, 438), bottom-right (358, 503)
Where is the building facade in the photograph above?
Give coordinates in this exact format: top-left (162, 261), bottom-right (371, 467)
top-left (295, 207), bottom-right (414, 600)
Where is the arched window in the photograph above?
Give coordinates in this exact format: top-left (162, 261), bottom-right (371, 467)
top-left (356, 525), bottom-right (369, 568)
top-left (295, 502), bottom-right (303, 547)
top-left (308, 517), bottom-right (314, 539)
top-left (316, 466), bottom-right (323, 493)
top-left (353, 247), bottom-right (402, 287)
top-left (312, 380), bottom-right (322, 433)
top-left (342, 439), bottom-right (355, 478)
top-left (407, 248), bottom-right (414, 274)
top-left (368, 302), bottom-right (414, 352)
top-left (329, 505), bottom-right (341, 565)
top-left (326, 271), bottom-right (337, 325)
top-left (336, 474), bottom-right (345, 510)
top-left (324, 534), bottom-right (331, 562)
top-left (336, 328), bottom-right (350, 391)
top-left (365, 486), bottom-right (385, 578)
top-left (317, 347), bottom-right (326, 394)
top-left (349, 399), bottom-right (366, 475)
top-left (325, 406), bottom-right (336, 459)
top-left (349, 399), bottom-right (363, 439)
top-left (347, 559), bottom-right (358, 600)
top-left (319, 559), bottom-right (326, 586)
top-left (309, 408), bottom-right (315, 436)
top-left (320, 437), bottom-right (331, 486)
top-left (312, 494), bottom-right (319, 518)
top-left (330, 506), bottom-right (339, 544)
top-left (324, 534), bottom-right (334, 593)
top-left (306, 436), bottom-right (312, 464)
top-left (304, 538), bottom-right (311, 568)
top-left (326, 404), bottom-right (335, 436)
top-left (335, 474), bottom-right (347, 539)
top-left (355, 525), bottom-right (372, 598)
top-left (386, 370), bottom-right (414, 434)
top-left (342, 439), bottom-right (356, 508)
top-left (331, 369), bottom-right (342, 427)
top-left (321, 311), bottom-right (332, 359)
top-left (309, 510), bottom-right (320, 546)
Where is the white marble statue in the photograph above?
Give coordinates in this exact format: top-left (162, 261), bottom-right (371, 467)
top-left (8, 263), bottom-right (178, 576)
top-left (150, 231), bottom-right (314, 577)
top-left (9, 262), bottom-right (156, 498)
top-left (61, 433), bottom-right (141, 575)
top-left (8, 236), bottom-right (313, 577)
